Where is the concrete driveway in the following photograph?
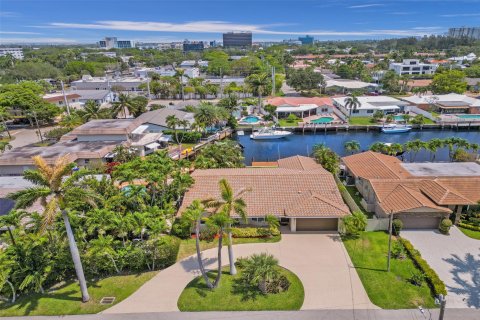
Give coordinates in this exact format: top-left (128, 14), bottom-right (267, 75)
top-left (403, 227), bottom-right (480, 309)
top-left (104, 233), bottom-right (375, 313)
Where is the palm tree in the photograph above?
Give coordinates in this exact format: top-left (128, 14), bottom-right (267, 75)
top-left (344, 140), bottom-right (361, 154)
top-left (344, 94), bottom-right (360, 118)
top-left (77, 100), bottom-right (111, 121)
top-left (112, 93), bottom-right (135, 119)
top-left (183, 200), bottom-right (215, 289)
top-left (404, 139), bottom-right (426, 162)
top-left (87, 235), bottom-right (120, 274)
top-left (204, 211), bottom-right (230, 288)
top-left (175, 68), bottom-right (189, 101)
top-left (203, 179), bottom-right (250, 275)
top-left (243, 253), bottom-right (279, 294)
top-left (425, 138), bottom-right (443, 161)
top-left (8, 155), bottom-right (100, 302)
top-left (246, 73), bottom-right (270, 112)
top-left (194, 103), bottom-right (227, 129)
top-left (0, 210), bottom-right (20, 245)
top-left (0, 106), bottom-right (12, 139)
top-left (0, 141), bottom-right (12, 153)
top-left (399, 74), bottom-right (411, 93)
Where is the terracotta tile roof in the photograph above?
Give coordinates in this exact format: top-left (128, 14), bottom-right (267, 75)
top-left (420, 180), bottom-right (475, 205)
top-left (434, 178), bottom-right (480, 204)
top-left (250, 161), bottom-right (278, 167)
top-left (179, 156), bottom-right (349, 218)
top-left (342, 151), bottom-right (412, 180)
top-left (369, 179), bottom-right (452, 214)
top-left (265, 97), bottom-right (334, 108)
top-left (277, 155), bottom-right (328, 172)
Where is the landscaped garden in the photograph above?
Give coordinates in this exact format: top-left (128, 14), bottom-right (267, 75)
top-left (343, 231), bottom-right (443, 309)
top-left (177, 254), bottom-right (304, 311)
top-left (348, 116), bottom-right (375, 126)
top-left (458, 207), bottom-right (480, 240)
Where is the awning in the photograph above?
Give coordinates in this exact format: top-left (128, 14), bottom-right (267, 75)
top-left (146, 142), bottom-right (160, 149)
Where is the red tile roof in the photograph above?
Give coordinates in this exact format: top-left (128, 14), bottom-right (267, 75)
top-left (265, 97), bottom-right (334, 108)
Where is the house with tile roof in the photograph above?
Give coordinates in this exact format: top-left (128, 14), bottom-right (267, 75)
top-left (265, 97), bottom-right (334, 120)
top-left (179, 155), bottom-right (350, 232)
top-left (342, 151), bottom-right (480, 229)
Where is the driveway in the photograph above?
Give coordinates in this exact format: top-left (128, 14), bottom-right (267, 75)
top-left (104, 233), bottom-right (375, 313)
top-left (403, 227), bottom-right (480, 309)
top-left (8, 126), bottom-right (56, 149)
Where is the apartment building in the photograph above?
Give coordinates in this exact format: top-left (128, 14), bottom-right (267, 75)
top-left (0, 47), bottom-right (24, 59)
top-left (71, 75), bottom-right (147, 91)
top-left (389, 59), bottom-right (438, 75)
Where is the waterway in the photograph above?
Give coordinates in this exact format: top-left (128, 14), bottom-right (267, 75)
top-left (236, 129), bottom-right (480, 165)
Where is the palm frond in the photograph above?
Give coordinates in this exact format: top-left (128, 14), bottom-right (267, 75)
top-left (8, 187), bottom-right (51, 209)
top-left (32, 156), bottom-right (53, 178)
top-left (219, 179), bottom-right (233, 201)
top-left (22, 169), bottom-right (50, 187)
top-left (41, 197), bottom-right (59, 231)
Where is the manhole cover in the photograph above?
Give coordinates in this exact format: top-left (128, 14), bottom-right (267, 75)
top-left (100, 297), bottom-right (116, 304)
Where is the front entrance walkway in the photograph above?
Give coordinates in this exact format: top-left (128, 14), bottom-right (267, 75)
top-left (403, 227), bottom-right (480, 309)
top-left (104, 233), bottom-right (376, 313)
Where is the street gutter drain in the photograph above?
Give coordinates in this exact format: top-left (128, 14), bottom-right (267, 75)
top-left (100, 297), bottom-right (116, 305)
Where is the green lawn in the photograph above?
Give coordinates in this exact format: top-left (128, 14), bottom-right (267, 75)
top-left (177, 267), bottom-right (304, 311)
top-left (0, 272), bottom-right (157, 317)
top-left (177, 235), bottom-right (281, 261)
top-left (345, 185), bottom-right (374, 218)
top-left (278, 119), bottom-right (300, 127)
top-left (458, 227), bottom-right (480, 240)
top-left (348, 117), bottom-right (376, 126)
top-left (343, 232), bottom-right (436, 309)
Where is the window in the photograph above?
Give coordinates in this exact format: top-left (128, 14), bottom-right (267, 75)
top-left (367, 110), bottom-right (374, 114)
top-left (84, 159), bottom-right (90, 164)
top-left (352, 110), bottom-right (360, 114)
top-left (251, 217), bottom-right (265, 222)
top-left (321, 107), bottom-right (329, 112)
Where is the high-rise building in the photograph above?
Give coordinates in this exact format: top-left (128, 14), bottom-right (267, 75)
top-left (98, 37), bottom-right (134, 49)
top-left (448, 27), bottom-right (480, 40)
top-left (182, 40), bottom-right (205, 52)
top-left (222, 32), bottom-right (252, 48)
top-left (298, 35), bottom-right (314, 45)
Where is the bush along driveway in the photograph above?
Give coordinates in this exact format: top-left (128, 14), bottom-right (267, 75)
top-left (403, 227), bottom-right (480, 309)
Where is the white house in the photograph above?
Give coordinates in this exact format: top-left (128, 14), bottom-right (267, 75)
top-left (333, 96), bottom-right (410, 117)
top-left (389, 59), bottom-right (438, 75)
top-left (449, 53), bottom-right (477, 63)
top-left (180, 60), bottom-right (209, 68)
top-left (71, 75), bottom-right (147, 92)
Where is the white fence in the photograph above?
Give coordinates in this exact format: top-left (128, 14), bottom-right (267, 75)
top-left (366, 217), bottom-right (389, 231)
top-left (405, 105), bottom-right (436, 121)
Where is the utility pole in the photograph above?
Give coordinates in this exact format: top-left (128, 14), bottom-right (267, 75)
top-left (146, 78), bottom-right (151, 100)
top-left (60, 80), bottom-right (70, 116)
top-left (387, 210), bottom-right (394, 272)
top-left (271, 66), bottom-right (276, 96)
top-left (219, 67), bottom-right (224, 99)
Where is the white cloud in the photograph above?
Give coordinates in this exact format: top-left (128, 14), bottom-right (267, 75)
top-left (348, 4), bottom-right (384, 8)
top-left (0, 37), bottom-right (78, 44)
top-left (40, 20), bottom-right (445, 37)
top-left (0, 31), bottom-right (41, 35)
top-left (440, 13), bottom-right (480, 17)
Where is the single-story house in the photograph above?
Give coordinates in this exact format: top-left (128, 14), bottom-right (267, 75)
top-left (342, 151), bottom-right (480, 228)
top-left (265, 97), bottom-right (334, 119)
top-left (43, 93), bottom-right (81, 107)
top-left (333, 96), bottom-right (410, 117)
top-left (66, 90), bottom-right (115, 105)
top-left (179, 155), bottom-right (350, 232)
top-left (324, 79), bottom-right (378, 94)
top-left (135, 108), bottom-right (195, 132)
top-left (400, 93), bottom-right (480, 114)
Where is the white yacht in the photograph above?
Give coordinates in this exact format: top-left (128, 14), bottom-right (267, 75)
top-left (250, 127), bottom-right (292, 140)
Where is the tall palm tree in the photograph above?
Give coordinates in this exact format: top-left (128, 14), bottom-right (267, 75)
top-left (8, 155), bottom-right (100, 302)
top-left (404, 139), bottom-right (426, 162)
top-left (344, 140), bottom-right (361, 154)
top-left (344, 94), bottom-right (360, 118)
top-left (203, 179), bottom-right (249, 275)
top-left (425, 138), bottom-right (443, 161)
top-left (175, 68), bottom-right (189, 101)
top-left (112, 93), bottom-right (135, 119)
top-left (77, 100), bottom-right (111, 121)
top-left (246, 73), bottom-right (270, 111)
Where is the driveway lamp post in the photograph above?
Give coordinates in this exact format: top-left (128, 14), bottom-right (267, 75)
top-left (387, 210), bottom-right (394, 272)
top-left (435, 294), bottom-right (447, 320)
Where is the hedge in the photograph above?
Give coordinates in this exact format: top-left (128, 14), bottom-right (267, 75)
top-left (231, 227), bottom-right (280, 238)
top-left (398, 238), bottom-right (447, 296)
top-left (458, 222), bottom-right (480, 232)
top-left (162, 130), bottom-right (201, 143)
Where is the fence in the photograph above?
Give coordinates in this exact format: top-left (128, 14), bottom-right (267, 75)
top-left (366, 217), bottom-right (389, 231)
top-left (334, 176), bottom-right (362, 213)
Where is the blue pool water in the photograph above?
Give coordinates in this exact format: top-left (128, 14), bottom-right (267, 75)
top-left (394, 115), bottom-right (406, 121)
top-left (236, 130), bottom-right (480, 165)
top-left (311, 117), bottom-right (334, 124)
top-left (242, 116), bottom-right (261, 123)
top-left (457, 115), bottom-right (480, 120)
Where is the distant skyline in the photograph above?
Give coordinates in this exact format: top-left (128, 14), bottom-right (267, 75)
top-left (0, 0), bottom-right (480, 44)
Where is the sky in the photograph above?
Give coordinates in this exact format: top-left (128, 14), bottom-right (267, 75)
top-left (0, 0), bottom-right (480, 44)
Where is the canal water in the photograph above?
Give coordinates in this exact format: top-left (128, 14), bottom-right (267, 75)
top-left (236, 129), bottom-right (480, 165)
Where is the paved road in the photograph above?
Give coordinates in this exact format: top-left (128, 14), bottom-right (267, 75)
top-left (4, 309), bottom-right (480, 320)
top-left (403, 227), bottom-right (480, 309)
top-left (280, 81), bottom-right (301, 97)
top-left (9, 126), bottom-right (56, 149)
top-left (104, 233), bottom-right (375, 314)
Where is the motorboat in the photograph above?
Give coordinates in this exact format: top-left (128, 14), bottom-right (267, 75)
top-left (381, 124), bottom-right (412, 133)
top-left (250, 127), bottom-right (292, 140)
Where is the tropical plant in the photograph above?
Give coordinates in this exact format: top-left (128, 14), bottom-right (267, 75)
top-left (425, 138), bottom-right (443, 161)
top-left (77, 100), bottom-right (112, 121)
top-left (194, 102), bottom-right (228, 129)
top-left (194, 140), bottom-right (245, 169)
top-left (344, 94), bottom-right (360, 118)
top-left (404, 139), bottom-right (426, 162)
top-left (312, 144), bottom-right (340, 175)
top-left (8, 155), bottom-right (100, 302)
top-left (240, 253), bottom-right (281, 294)
top-left (202, 179), bottom-right (250, 275)
top-left (342, 211), bottom-right (367, 236)
top-left (0, 140), bottom-right (12, 153)
top-left (0, 106), bottom-right (12, 139)
top-left (344, 140), bottom-right (361, 154)
top-left (246, 73), bottom-right (270, 110)
top-left (166, 115), bottom-right (190, 146)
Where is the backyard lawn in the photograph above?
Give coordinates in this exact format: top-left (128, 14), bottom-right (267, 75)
top-left (177, 235), bottom-right (281, 261)
top-left (0, 272), bottom-right (157, 317)
top-left (177, 267), bottom-right (304, 311)
top-left (343, 232), bottom-right (436, 309)
top-left (458, 227), bottom-right (480, 240)
top-left (278, 119), bottom-right (300, 127)
top-left (348, 117), bottom-right (375, 126)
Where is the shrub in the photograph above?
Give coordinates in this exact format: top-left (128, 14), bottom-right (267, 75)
top-left (458, 222), bottom-right (480, 232)
top-left (392, 218), bottom-right (403, 236)
top-left (170, 217), bottom-right (192, 239)
top-left (439, 218), bottom-right (453, 235)
top-left (44, 127), bottom-right (72, 141)
top-left (265, 274), bottom-right (291, 294)
top-left (399, 238), bottom-right (447, 296)
top-left (199, 226), bottom-right (217, 241)
top-left (162, 130), bottom-right (201, 143)
top-left (231, 227), bottom-right (279, 238)
top-left (391, 241), bottom-right (406, 259)
top-left (409, 270), bottom-right (426, 287)
top-left (143, 235), bottom-right (180, 270)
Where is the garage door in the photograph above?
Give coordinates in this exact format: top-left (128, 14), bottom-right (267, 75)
top-left (400, 217), bottom-right (441, 229)
top-left (296, 218), bottom-right (338, 231)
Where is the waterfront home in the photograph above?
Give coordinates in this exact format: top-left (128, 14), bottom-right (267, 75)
top-left (332, 96), bottom-right (410, 117)
top-left (179, 155), bottom-right (350, 232)
top-left (135, 108), bottom-right (195, 132)
top-left (401, 93), bottom-right (480, 114)
top-left (265, 97), bottom-right (334, 120)
top-left (324, 79), bottom-right (378, 94)
top-left (342, 151), bottom-right (480, 228)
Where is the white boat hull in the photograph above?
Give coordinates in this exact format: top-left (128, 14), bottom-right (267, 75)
top-left (250, 131), bottom-right (292, 140)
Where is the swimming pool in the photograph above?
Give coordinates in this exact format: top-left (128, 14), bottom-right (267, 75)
top-left (311, 117), bottom-right (334, 124)
top-left (241, 115), bottom-right (261, 123)
top-left (457, 114), bottom-right (480, 120)
top-left (394, 115), bottom-right (406, 121)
